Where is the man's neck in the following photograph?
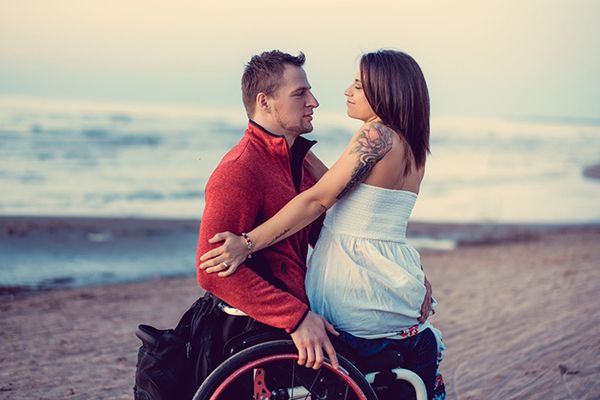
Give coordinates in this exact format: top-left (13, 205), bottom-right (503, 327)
top-left (251, 118), bottom-right (297, 147)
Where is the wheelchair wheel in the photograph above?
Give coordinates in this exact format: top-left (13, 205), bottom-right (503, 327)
top-left (192, 340), bottom-right (378, 400)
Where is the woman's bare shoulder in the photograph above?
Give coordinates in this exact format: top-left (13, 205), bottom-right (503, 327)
top-left (356, 121), bottom-right (397, 137)
top-left (350, 122), bottom-right (395, 158)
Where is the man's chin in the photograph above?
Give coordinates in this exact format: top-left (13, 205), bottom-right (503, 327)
top-left (299, 123), bottom-right (314, 134)
top-left (285, 123), bottom-right (313, 136)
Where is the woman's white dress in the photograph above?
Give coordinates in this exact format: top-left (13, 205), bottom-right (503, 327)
top-left (306, 183), bottom-right (444, 347)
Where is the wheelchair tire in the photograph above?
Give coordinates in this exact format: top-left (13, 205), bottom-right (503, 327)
top-left (192, 339), bottom-right (378, 400)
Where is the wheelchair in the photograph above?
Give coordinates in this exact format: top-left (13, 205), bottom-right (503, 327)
top-left (192, 304), bottom-right (427, 400)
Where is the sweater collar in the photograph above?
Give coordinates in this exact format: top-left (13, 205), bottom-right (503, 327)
top-left (247, 120), bottom-right (316, 161)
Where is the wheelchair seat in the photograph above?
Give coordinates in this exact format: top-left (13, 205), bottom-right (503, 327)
top-left (358, 348), bottom-right (405, 373)
top-left (329, 334), bottom-right (405, 373)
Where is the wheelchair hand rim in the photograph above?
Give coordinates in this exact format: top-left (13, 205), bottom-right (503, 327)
top-left (209, 353), bottom-right (369, 400)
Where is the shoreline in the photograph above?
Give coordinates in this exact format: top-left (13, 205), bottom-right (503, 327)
top-left (2, 214), bottom-right (600, 294)
top-left (3, 213), bottom-right (599, 241)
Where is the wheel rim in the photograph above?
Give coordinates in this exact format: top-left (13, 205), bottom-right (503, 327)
top-left (209, 353), bottom-right (369, 400)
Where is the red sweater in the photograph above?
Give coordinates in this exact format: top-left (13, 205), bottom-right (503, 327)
top-left (196, 121), bottom-right (321, 333)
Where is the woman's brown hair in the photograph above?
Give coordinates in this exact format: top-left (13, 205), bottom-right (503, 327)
top-left (360, 50), bottom-right (430, 174)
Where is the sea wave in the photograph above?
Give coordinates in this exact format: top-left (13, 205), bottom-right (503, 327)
top-left (1, 96), bottom-right (599, 223)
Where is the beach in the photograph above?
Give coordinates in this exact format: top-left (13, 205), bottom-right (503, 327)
top-left (2, 4), bottom-right (600, 399)
top-left (1, 219), bottom-right (599, 399)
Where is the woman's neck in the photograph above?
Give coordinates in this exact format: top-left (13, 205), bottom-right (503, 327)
top-left (363, 115), bottom-right (382, 124)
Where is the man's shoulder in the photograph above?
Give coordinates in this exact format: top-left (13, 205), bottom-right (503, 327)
top-left (207, 136), bottom-right (266, 188)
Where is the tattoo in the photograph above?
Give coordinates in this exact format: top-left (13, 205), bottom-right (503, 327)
top-left (266, 205), bottom-right (326, 247)
top-left (337, 123), bottom-right (393, 199)
top-left (266, 228), bottom-right (290, 246)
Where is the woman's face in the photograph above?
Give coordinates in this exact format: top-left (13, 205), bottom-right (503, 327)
top-left (344, 67), bottom-right (378, 122)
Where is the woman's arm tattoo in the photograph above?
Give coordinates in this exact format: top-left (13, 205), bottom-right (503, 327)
top-left (266, 228), bottom-right (291, 247)
top-left (336, 124), bottom-right (393, 200)
top-left (264, 204), bottom-right (326, 247)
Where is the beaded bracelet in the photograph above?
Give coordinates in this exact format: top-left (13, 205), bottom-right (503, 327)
top-left (242, 232), bottom-right (254, 258)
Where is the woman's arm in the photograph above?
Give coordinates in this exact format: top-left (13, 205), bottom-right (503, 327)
top-left (199, 122), bottom-right (394, 274)
top-left (304, 150), bottom-right (329, 181)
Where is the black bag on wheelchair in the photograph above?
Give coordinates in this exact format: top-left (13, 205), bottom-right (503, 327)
top-left (133, 293), bottom-right (221, 400)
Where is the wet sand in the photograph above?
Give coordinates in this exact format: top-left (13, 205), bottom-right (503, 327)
top-left (1, 220), bottom-right (599, 399)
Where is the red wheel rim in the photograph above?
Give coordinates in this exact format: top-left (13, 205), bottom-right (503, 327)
top-left (209, 353), bottom-right (368, 400)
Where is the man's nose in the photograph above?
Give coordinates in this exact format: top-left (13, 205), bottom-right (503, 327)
top-left (307, 92), bottom-right (319, 108)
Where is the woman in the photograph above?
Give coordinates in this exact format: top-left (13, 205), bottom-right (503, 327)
top-left (200, 50), bottom-right (445, 399)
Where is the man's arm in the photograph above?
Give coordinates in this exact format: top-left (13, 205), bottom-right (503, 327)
top-left (196, 168), bottom-right (308, 333)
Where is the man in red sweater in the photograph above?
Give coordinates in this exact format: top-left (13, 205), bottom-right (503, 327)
top-left (196, 50), bottom-right (339, 370)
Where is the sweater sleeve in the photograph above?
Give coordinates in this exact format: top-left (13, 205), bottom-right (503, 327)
top-left (196, 165), bottom-right (309, 333)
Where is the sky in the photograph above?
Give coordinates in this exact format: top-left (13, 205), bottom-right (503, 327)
top-left (1, 0), bottom-right (599, 118)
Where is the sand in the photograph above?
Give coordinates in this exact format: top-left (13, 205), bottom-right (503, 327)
top-left (1, 225), bottom-right (599, 399)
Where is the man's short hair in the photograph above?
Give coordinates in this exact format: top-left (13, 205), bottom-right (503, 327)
top-left (241, 50), bottom-right (306, 117)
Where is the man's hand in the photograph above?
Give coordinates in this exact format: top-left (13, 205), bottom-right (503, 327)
top-left (290, 311), bottom-right (340, 370)
top-left (419, 276), bottom-right (433, 324)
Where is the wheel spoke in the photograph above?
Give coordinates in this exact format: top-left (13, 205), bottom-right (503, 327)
top-left (290, 360), bottom-right (295, 400)
top-left (304, 368), bottom-right (323, 400)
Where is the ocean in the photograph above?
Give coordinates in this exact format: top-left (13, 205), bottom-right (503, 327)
top-left (2, 96), bottom-right (599, 223)
top-left (1, 96), bottom-right (599, 288)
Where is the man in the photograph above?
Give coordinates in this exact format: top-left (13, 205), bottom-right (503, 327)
top-left (196, 50), bottom-right (339, 370)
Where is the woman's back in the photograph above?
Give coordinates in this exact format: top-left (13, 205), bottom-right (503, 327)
top-left (362, 127), bottom-right (426, 194)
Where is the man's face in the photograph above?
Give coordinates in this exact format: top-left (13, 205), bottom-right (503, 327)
top-left (267, 65), bottom-right (319, 136)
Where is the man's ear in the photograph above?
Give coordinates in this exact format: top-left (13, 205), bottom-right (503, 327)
top-left (256, 93), bottom-right (270, 113)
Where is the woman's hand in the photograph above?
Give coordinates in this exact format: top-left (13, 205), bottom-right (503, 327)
top-left (418, 276), bottom-right (433, 323)
top-left (199, 232), bottom-right (249, 277)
